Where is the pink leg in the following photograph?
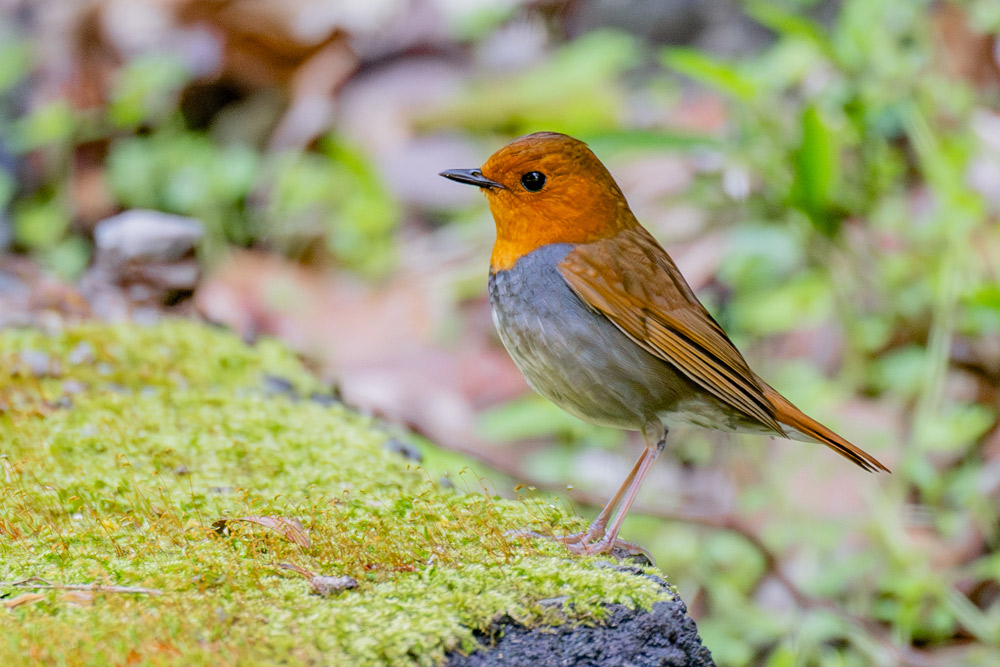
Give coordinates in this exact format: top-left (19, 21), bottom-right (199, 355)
top-left (562, 424), bottom-right (667, 557)
top-left (580, 439), bottom-right (663, 554)
top-left (510, 424), bottom-right (668, 560)
top-left (509, 449), bottom-right (648, 547)
top-left (570, 446), bottom-right (649, 543)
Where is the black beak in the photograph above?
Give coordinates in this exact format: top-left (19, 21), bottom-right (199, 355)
top-left (439, 168), bottom-right (503, 189)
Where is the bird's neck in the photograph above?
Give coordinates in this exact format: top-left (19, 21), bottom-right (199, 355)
top-left (488, 199), bottom-right (635, 272)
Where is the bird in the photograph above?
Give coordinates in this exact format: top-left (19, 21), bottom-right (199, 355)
top-left (440, 131), bottom-right (888, 556)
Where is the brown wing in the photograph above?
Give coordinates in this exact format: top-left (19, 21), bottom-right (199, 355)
top-left (558, 226), bottom-right (785, 436)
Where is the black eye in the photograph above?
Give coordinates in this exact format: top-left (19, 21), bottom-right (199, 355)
top-left (520, 171), bottom-right (546, 192)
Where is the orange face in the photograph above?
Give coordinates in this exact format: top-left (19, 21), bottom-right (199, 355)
top-left (443, 132), bottom-right (636, 271)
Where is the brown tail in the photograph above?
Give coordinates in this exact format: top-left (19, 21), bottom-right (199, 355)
top-left (763, 384), bottom-right (890, 473)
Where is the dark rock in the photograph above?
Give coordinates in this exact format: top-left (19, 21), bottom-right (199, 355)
top-left (384, 437), bottom-right (423, 463)
top-left (447, 573), bottom-right (713, 667)
top-left (308, 391), bottom-right (341, 407)
top-left (310, 575), bottom-right (358, 597)
top-left (262, 374), bottom-right (299, 400)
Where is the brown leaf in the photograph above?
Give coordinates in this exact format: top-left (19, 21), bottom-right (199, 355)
top-left (277, 562), bottom-right (316, 579)
top-left (60, 591), bottom-right (95, 607)
top-left (4, 593), bottom-right (44, 609)
top-left (213, 516), bottom-right (311, 548)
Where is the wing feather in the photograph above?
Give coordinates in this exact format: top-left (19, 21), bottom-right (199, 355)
top-left (558, 227), bottom-right (785, 436)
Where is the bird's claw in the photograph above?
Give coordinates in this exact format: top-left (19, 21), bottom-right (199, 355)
top-left (505, 529), bottom-right (654, 565)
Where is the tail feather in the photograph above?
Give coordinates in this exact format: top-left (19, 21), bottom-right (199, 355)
top-left (762, 384), bottom-right (890, 473)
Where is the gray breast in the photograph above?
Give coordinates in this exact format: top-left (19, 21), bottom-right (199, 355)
top-left (488, 243), bottom-right (689, 431)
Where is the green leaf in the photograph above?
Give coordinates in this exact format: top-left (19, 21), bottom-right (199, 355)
top-left (730, 270), bottom-right (834, 335)
top-left (746, 2), bottom-right (831, 52)
top-left (11, 100), bottom-right (76, 152)
top-left (914, 403), bottom-right (994, 454)
top-left (13, 198), bottom-right (69, 249)
top-left (869, 345), bottom-right (928, 399)
top-left (0, 170), bottom-right (14, 209)
top-left (109, 54), bottom-right (192, 127)
top-left (717, 223), bottom-right (805, 288)
top-left (661, 48), bottom-right (758, 101)
top-left (0, 37), bottom-right (31, 93)
top-left (41, 234), bottom-right (91, 280)
top-left (476, 395), bottom-right (620, 446)
top-left (789, 104), bottom-right (841, 235)
top-left (965, 283), bottom-right (1000, 312)
top-left (435, 30), bottom-right (639, 135)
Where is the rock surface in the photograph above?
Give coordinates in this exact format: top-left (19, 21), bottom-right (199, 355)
top-left (447, 572), bottom-right (714, 667)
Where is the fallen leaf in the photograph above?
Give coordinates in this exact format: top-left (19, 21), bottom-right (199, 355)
top-left (277, 563), bottom-right (316, 579)
top-left (60, 591), bottom-right (95, 607)
top-left (213, 516), bottom-right (311, 548)
top-left (4, 593), bottom-right (44, 609)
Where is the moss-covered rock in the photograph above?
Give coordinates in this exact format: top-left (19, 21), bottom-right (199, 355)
top-left (0, 320), bottom-right (705, 665)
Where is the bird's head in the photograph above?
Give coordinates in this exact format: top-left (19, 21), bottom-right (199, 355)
top-left (441, 132), bottom-right (635, 270)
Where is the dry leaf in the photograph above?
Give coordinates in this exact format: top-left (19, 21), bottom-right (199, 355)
top-left (213, 516), bottom-right (311, 548)
top-left (60, 591), bottom-right (96, 607)
top-left (4, 593), bottom-right (45, 609)
top-left (277, 563), bottom-right (316, 578)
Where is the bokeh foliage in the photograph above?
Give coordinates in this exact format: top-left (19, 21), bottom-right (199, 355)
top-left (0, 46), bottom-right (398, 276)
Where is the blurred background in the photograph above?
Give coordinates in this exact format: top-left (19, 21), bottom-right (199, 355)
top-left (2, 0), bottom-right (999, 663)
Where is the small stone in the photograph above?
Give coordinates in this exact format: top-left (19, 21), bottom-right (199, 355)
top-left (67, 342), bottom-right (95, 365)
top-left (310, 575), bottom-right (358, 597)
top-left (537, 596), bottom-right (569, 607)
top-left (384, 438), bottom-right (423, 463)
top-left (19, 350), bottom-right (57, 378)
top-left (308, 392), bottom-right (341, 407)
top-left (131, 307), bottom-right (161, 325)
top-left (93, 210), bottom-right (204, 264)
top-left (263, 375), bottom-right (299, 400)
top-left (62, 380), bottom-right (87, 395)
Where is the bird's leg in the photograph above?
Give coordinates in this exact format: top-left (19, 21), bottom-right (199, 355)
top-left (505, 451), bottom-right (645, 546)
top-left (572, 424), bottom-right (667, 557)
top-left (560, 446), bottom-right (649, 545)
top-left (510, 425), bottom-right (667, 561)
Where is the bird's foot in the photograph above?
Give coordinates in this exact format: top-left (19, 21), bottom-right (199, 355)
top-left (566, 535), bottom-right (655, 566)
top-left (506, 529), bottom-right (654, 566)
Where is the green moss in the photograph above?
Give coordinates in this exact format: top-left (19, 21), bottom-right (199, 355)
top-left (0, 320), bottom-right (670, 665)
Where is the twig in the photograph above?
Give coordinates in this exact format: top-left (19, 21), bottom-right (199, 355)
top-left (0, 578), bottom-right (162, 595)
